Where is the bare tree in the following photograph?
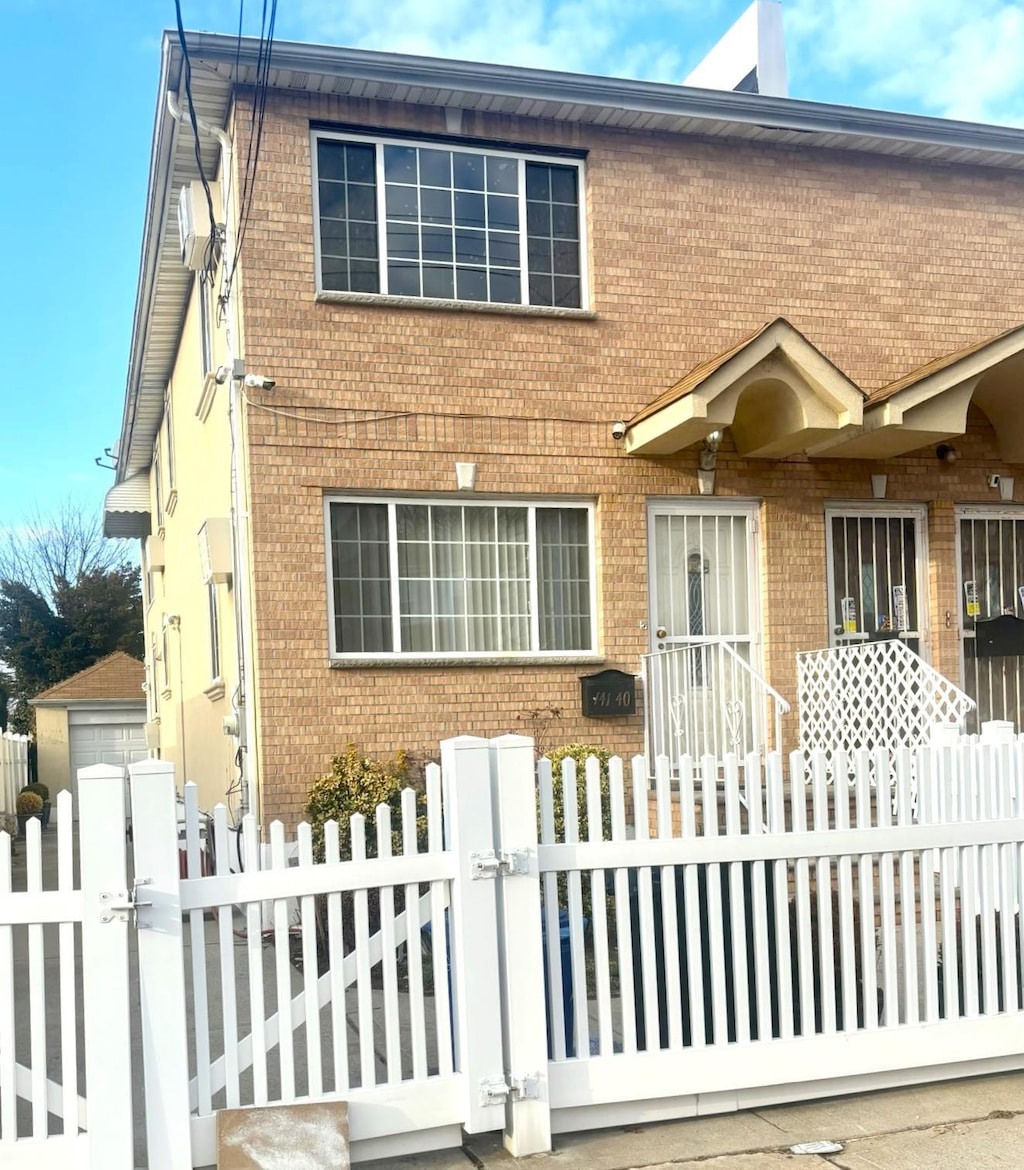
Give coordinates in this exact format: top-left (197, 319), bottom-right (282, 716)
top-left (0, 498), bottom-right (136, 602)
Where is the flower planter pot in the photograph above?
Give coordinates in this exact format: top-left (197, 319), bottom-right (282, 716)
top-left (17, 812), bottom-right (43, 838)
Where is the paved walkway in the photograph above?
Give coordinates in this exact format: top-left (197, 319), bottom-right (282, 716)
top-left (367, 1071), bottom-right (1024, 1169)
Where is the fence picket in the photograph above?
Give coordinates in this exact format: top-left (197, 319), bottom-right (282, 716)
top-left (745, 753), bottom-right (773, 1040)
top-left (723, 756), bottom-right (750, 1043)
top-left (831, 752), bottom-right (858, 1033)
top-left (425, 764), bottom-right (453, 1078)
top-left (269, 821), bottom-right (296, 1100)
top-left (56, 791), bottom-right (78, 1138)
top-left (375, 806), bottom-right (402, 1084)
top-left (0, 830), bottom-right (14, 1141)
top-left (609, 755), bottom-right (637, 1054)
top-left (810, 753), bottom-right (837, 1034)
top-left (854, 752), bottom-right (878, 1032)
top-left (916, 749), bottom-right (940, 1024)
top-left (700, 755), bottom-right (728, 1046)
top-left (631, 757), bottom-right (660, 1051)
top-left (563, 759), bottom-right (591, 1059)
top-left (790, 754), bottom-right (814, 1037)
top-left (350, 814), bottom-right (375, 1089)
top-left (767, 753), bottom-right (793, 1039)
top-left (242, 815), bottom-right (268, 1105)
top-left (296, 823), bottom-right (323, 1096)
top-left (323, 820), bottom-right (349, 1092)
top-left (25, 819), bottom-right (46, 1135)
top-left (212, 806), bottom-right (240, 1108)
top-left (587, 757), bottom-right (613, 1056)
top-left (537, 758), bottom-right (565, 1060)
top-left (184, 783), bottom-right (212, 1118)
top-left (401, 789), bottom-right (427, 1082)
top-left (655, 756), bottom-right (683, 1050)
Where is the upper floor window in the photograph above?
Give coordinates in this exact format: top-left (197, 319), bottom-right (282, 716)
top-left (313, 133), bottom-right (585, 309)
top-left (326, 497), bottom-right (595, 658)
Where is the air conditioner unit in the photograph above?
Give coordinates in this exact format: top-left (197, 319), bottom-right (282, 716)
top-left (198, 518), bottom-right (233, 585)
top-left (145, 535), bottom-right (166, 572)
top-left (177, 181), bottom-right (220, 271)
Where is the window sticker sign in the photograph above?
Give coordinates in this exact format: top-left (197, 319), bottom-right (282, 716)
top-left (892, 585), bottom-right (908, 633)
top-left (840, 596), bottom-right (857, 634)
top-left (964, 580), bottom-right (980, 619)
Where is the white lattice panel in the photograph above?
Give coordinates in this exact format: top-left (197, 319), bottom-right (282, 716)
top-left (798, 639), bottom-right (975, 761)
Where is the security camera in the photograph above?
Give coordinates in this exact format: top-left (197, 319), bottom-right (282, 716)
top-left (243, 373), bottom-right (276, 391)
top-left (611, 421), bottom-right (627, 441)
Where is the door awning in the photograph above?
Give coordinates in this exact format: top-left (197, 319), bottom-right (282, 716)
top-left (624, 318), bottom-right (864, 458)
top-left (103, 473), bottom-right (152, 539)
top-left (810, 323), bottom-right (1024, 460)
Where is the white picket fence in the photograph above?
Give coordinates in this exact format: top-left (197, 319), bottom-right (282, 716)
top-left (0, 733), bottom-right (29, 815)
top-left (5, 738), bottom-right (1024, 1168)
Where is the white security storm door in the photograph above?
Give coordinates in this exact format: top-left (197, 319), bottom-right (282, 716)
top-left (825, 504), bottom-right (929, 657)
top-left (647, 500), bottom-right (762, 759)
top-left (956, 506), bottom-right (1024, 732)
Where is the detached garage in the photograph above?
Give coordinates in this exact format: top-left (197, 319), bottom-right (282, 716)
top-left (31, 652), bottom-right (148, 816)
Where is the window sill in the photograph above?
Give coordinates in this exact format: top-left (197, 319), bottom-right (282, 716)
top-left (204, 681), bottom-right (226, 701)
top-left (330, 654), bottom-right (605, 669)
top-left (316, 290), bottom-right (596, 320)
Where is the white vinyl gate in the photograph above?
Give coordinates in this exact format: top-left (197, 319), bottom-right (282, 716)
top-left (5, 738), bottom-right (1024, 1167)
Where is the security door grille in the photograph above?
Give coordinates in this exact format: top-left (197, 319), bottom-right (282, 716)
top-left (957, 508), bottom-right (1024, 732)
top-left (826, 507), bottom-right (926, 656)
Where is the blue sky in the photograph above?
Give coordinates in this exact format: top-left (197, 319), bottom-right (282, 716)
top-left (1, 0), bottom-right (1022, 536)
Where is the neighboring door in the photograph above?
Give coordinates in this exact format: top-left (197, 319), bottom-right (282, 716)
top-left (956, 506), bottom-right (1024, 732)
top-left (69, 707), bottom-right (148, 817)
top-left (825, 503), bottom-right (929, 656)
top-left (647, 500), bottom-right (762, 759)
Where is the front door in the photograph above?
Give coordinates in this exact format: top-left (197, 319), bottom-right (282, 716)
top-left (957, 506), bottom-right (1024, 732)
top-left (825, 504), bottom-right (928, 656)
top-left (647, 500), bottom-right (762, 760)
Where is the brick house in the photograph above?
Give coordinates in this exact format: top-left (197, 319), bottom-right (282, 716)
top-left (105, 29), bottom-right (1024, 827)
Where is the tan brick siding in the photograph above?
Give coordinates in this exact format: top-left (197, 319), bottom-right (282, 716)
top-left (229, 89), bottom-right (1024, 825)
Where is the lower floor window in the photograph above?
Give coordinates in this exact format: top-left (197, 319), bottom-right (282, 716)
top-left (327, 498), bottom-right (594, 656)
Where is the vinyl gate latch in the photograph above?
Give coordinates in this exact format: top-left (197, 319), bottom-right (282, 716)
top-left (470, 849), bottom-right (530, 880)
top-left (99, 878), bottom-right (153, 927)
top-left (479, 1072), bottom-right (541, 1104)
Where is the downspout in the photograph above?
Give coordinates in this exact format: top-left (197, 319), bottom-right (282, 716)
top-left (166, 91), bottom-right (260, 828)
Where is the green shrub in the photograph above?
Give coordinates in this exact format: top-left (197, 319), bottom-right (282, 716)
top-left (21, 782), bottom-right (48, 802)
top-left (305, 745), bottom-right (423, 861)
top-left (543, 743), bottom-right (613, 844)
top-left (16, 791), bottom-right (43, 815)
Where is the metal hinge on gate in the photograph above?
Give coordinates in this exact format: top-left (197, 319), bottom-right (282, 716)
top-left (99, 878), bottom-right (152, 927)
top-left (470, 849), bottom-right (530, 880)
top-left (480, 1072), bottom-right (541, 1104)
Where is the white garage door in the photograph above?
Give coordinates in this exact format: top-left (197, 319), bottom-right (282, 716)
top-left (69, 712), bottom-right (149, 816)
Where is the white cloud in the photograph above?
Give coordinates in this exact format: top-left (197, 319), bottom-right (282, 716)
top-left (785, 0), bottom-right (1024, 125)
top-left (290, 0), bottom-right (703, 81)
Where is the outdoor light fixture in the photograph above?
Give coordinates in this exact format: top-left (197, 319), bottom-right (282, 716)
top-left (936, 444), bottom-right (957, 464)
top-left (697, 430), bottom-right (723, 495)
top-left (1001, 476), bottom-right (1015, 502)
top-left (871, 473), bottom-right (887, 499)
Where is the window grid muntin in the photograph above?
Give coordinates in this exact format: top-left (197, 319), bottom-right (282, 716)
top-left (326, 497), bottom-right (595, 657)
top-left (314, 130), bottom-right (585, 309)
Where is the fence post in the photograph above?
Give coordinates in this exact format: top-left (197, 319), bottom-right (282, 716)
top-left (440, 735), bottom-right (506, 1135)
top-left (490, 735), bottom-right (551, 1155)
top-left (128, 759), bottom-right (193, 1170)
top-left (77, 763), bottom-right (134, 1169)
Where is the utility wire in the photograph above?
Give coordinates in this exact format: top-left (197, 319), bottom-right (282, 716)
top-left (174, 0), bottom-right (220, 279)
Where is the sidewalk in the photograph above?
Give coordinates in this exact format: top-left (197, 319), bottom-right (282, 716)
top-left (369, 1070), bottom-right (1024, 1169)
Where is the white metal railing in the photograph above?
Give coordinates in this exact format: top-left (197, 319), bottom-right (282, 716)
top-left (798, 639), bottom-right (975, 763)
top-left (641, 639), bottom-right (790, 772)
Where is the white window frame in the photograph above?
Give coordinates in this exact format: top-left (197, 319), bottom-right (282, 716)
top-left (311, 130), bottom-right (589, 310)
top-left (824, 501), bottom-right (930, 657)
top-left (208, 582), bottom-right (222, 685)
top-left (324, 494), bottom-right (598, 660)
